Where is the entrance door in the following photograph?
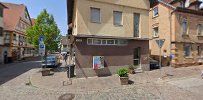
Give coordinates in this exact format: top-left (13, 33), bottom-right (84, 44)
top-left (134, 48), bottom-right (141, 68)
top-left (4, 51), bottom-right (7, 64)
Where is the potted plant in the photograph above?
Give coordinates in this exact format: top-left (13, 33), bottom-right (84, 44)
top-left (128, 65), bottom-right (135, 74)
top-left (117, 68), bottom-right (129, 85)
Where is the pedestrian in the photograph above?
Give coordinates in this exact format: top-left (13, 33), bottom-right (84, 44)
top-left (64, 53), bottom-right (68, 65)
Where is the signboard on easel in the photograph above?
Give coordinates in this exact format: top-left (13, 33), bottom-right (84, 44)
top-left (93, 56), bottom-right (104, 69)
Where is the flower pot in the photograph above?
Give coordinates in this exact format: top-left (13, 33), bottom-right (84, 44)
top-left (120, 77), bottom-right (129, 85)
top-left (129, 69), bottom-right (135, 74)
top-left (41, 69), bottom-right (50, 76)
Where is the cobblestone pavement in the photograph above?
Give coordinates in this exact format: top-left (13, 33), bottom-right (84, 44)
top-left (0, 59), bottom-right (203, 100)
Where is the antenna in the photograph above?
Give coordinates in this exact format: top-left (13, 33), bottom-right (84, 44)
top-left (185, 0), bottom-right (190, 8)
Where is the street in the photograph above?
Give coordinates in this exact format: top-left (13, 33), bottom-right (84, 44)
top-left (0, 57), bottom-right (41, 85)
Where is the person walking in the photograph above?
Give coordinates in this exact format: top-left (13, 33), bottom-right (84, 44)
top-left (64, 53), bottom-right (68, 65)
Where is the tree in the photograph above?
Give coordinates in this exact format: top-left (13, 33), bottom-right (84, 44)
top-left (26, 9), bottom-right (61, 52)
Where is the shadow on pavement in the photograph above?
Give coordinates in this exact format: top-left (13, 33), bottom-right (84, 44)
top-left (0, 56), bottom-right (41, 85)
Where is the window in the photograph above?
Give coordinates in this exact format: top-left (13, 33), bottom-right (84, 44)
top-left (87, 38), bottom-right (128, 45)
top-left (184, 44), bottom-right (191, 57)
top-left (0, 8), bottom-right (3, 17)
top-left (197, 24), bottom-right (203, 36)
top-left (13, 34), bottom-right (17, 41)
top-left (0, 27), bottom-right (3, 36)
top-left (153, 27), bottom-right (159, 37)
top-left (93, 39), bottom-right (102, 44)
top-left (25, 12), bottom-right (28, 19)
top-left (182, 19), bottom-right (188, 35)
top-left (87, 39), bottom-right (93, 45)
top-left (90, 7), bottom-right (101, 23)
top-left (113, 11), bottom-right (122, 26)
top-left (4, 33), bottom-right (10, 40)
top-left (107, 40), bottom-right (114, 45)
top-left (134, 13), bottom-right (140, 37)
top-left (197, 46), bottom-right (202, 56)
top-left (153, 7), bottom-right (158, 17)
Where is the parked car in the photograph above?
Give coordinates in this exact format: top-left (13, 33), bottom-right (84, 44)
top-left (149, 57), bottom-right (160, 70)
top-left (42, 55), bottom-right (60, 68)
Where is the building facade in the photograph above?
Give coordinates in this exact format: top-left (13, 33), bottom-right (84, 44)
top-left (149, 0), bottom-right (203, 67)
top-left (2, 3), bottom-right (34, 63)
top-left (68, 0), bottom-right (150, 77)
top-left (0, 3), bottom-right (7, 64)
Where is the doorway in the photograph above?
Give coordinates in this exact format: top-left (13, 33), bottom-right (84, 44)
top-left (133, 48), bottom-right (141, 68)
top-left (4, 51), bottom-right (7, 64)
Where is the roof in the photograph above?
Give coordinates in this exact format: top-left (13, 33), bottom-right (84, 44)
top-left (175, 7), bottom-right (203, 16)
top-left (2, 2), bottom-right (27, 31)
top-left (0, 2), bottom-right (7, 8)
top-left (155, 0), bottom-right (203, 16)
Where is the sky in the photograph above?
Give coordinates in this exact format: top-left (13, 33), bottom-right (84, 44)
top-left (1, 0), bottom-right (67, 36)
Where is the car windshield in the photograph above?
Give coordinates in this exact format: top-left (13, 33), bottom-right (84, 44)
top-left (46, 56), bottom-right (55, 61)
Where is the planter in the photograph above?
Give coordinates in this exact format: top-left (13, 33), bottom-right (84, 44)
top-left (128, 69), bottom-right (135, 74)
top-left (41, 69), bottom-right (50, 76)
top-left (120, 77), bottom-right (129, 85)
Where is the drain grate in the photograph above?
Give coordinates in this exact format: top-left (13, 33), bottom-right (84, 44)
top-left (58, 93), bottom-right (75, 100)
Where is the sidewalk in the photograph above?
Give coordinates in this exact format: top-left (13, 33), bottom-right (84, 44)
top-left (30, 65), bottom-right (203, 99)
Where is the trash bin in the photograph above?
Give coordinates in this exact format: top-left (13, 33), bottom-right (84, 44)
top-left (67, 64), bottom-right (75, 78)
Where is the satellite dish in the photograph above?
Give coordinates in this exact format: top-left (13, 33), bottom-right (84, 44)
top-left (185, 0), bottom-right (190, 8)
top-left (198, 0), bottom-right (203, 9)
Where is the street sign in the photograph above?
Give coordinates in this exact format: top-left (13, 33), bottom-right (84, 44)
top-left (156, 39), bottom-right (165, 48)
top-left (39, 44), bottom-right (45, 56)
top-left (39, 36), bottom-right (45, 56)
top-left (39, 35), bottom-right (44, 44)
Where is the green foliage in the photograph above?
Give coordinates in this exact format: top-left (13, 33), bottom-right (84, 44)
top-left (117, 68), bottom-right (128, 77)
top-left (26, 9), bottom-right (61, 52)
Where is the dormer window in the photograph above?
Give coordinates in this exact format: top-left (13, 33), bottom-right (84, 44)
top-left (153, 7), bottom-right (158, 17)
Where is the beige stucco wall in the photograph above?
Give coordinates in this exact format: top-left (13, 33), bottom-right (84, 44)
top-left (72, 0), bottom-right (149, 38)
top-left (150, 3), bottom-right (203, 65)
top-left (149, 4), bottom-right (173, 56)
top-left (92, 0), bottom-right (150, 10)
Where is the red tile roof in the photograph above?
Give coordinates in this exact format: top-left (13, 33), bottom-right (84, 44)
top-left (31, 18), bottom-right (36, 26)
top-left (2, 2), bottom-right (26, 31)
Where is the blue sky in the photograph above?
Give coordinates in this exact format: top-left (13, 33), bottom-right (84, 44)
top-left (1, 0), bottom-right (67, 36)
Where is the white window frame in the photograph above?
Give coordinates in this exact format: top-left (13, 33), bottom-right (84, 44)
top-left (113, 11), bottom-right (123, 26)
top-left (153, 7), bottom-right (159, 17)
top-left (197, 24), bottom-right (203, 36)
top-left (87, 38), bottom-right (128, 46)
top-left (90, 7), bottom-right (101, 23)
top-left (153, 27), bottom-right (159, 37)
top-left (182, 18), bottom-right (188, 35)
top-left (184, 44), bottom-right (191, 57)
